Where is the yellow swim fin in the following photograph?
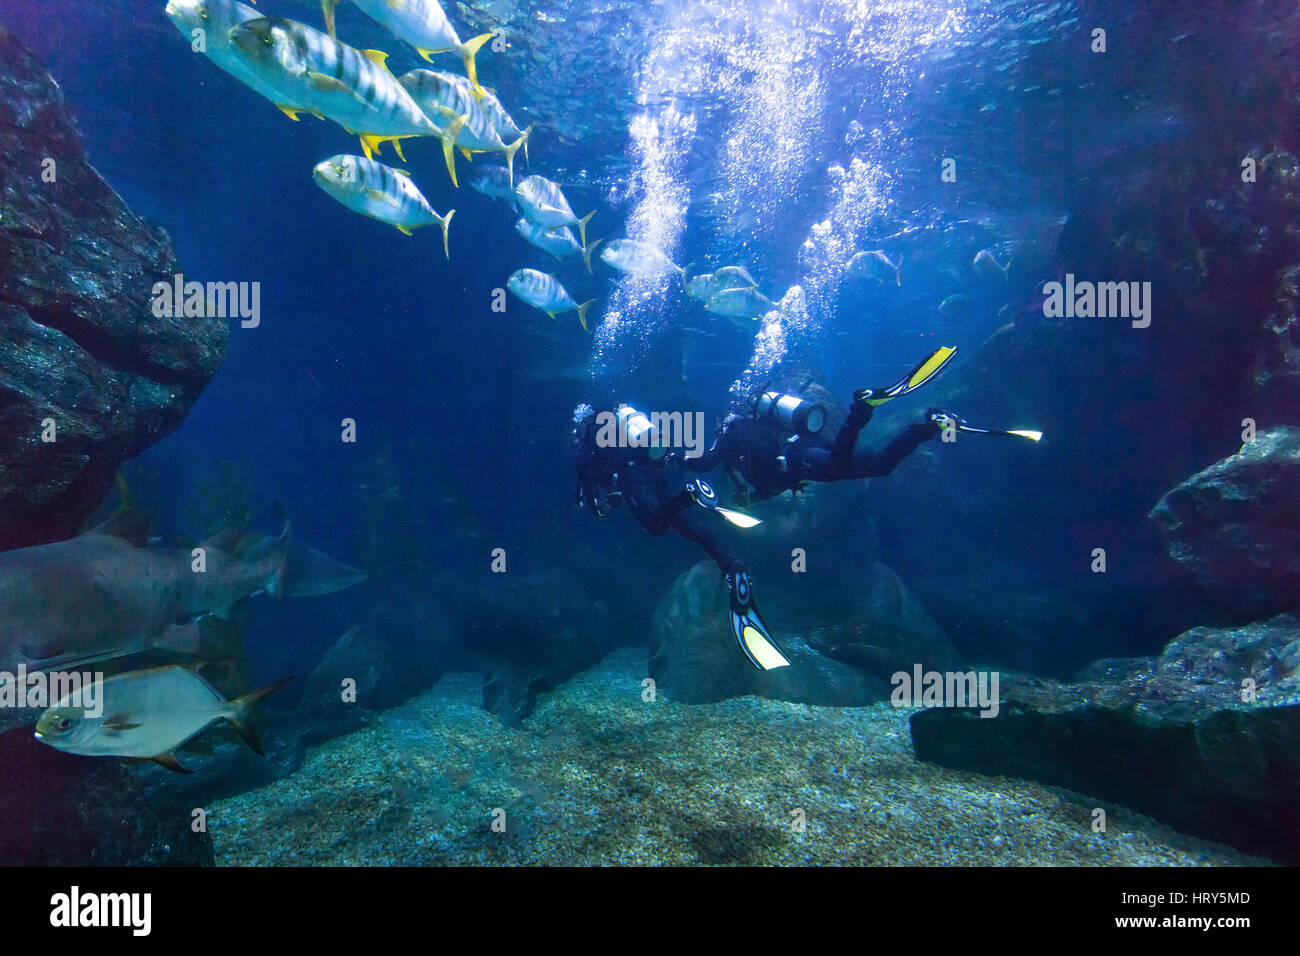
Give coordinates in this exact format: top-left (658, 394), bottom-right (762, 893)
top-left (859, 345), bottom-right (958, 406)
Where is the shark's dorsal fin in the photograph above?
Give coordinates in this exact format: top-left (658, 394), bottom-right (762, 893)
top-left (90, 508), bottom-right (152, 546)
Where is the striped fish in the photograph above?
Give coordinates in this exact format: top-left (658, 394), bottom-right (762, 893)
top-left (599, 239), bottom-right (685, 280)
top-left (399, 70), bottom-right (530, 188)
top-left (227, 16), bottom-right (466, 184)
top-left (470, 165), bottom-right (517, 206)
top-left (313, 154), bottom-right (455, 257)
top-left (165, 0), bottom-right (311, 114)
top-left (322, 0), bottom-right (492, 95)
top-left (478, 87), bottom-right (529, 164)
top-left (515, 175), bottom-right (594, 250)
top-left (507, 269), bottom-right (596, 332)
top-left (515, 219), bottom-right (600, 273)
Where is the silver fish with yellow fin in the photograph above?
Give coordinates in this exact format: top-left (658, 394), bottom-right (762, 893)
top-left (399, 70), bottom-right (530, 188)
top-left (515, 219), bottom-right (600, 273)
top-left (227, 16), bottom-right (465, 183)
top-left (313, 154), bottom-right (455, 257)
top-left (322, 0), bottom-right (493, 96)
top-left (507, 268), bottom-right (596, 331)
top-left (164, 0), bottom-right (312, 116)
top-left (515, 175), bottom-right (594, 250)
top-left (35, 665), bottom-right (291, 773)
top-left (599, 239), bottom-right (685, 280)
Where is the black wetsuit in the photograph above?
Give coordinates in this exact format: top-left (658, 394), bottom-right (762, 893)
top-left (685, 400), bottom-right (938, 502)
top-left (575, 436), bottom-right (745, 575)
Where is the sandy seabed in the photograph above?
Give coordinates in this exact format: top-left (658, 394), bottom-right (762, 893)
top-left (211, 649), bottom-right (1265, 866)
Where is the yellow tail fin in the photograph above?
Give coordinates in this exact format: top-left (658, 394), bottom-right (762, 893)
top-left (576, 210), bottom-right (595, 251)
top-left (459, 33), bottom-right (494, 97)
top-left (582, 237), bottom-right (602, 275)
top-left (575, 298), bottom-right (596, 333)
top-left (502, 126), bottom-right (530, 190)
top-left (438, 114), bottom-right (467, 187)
top-left (437, 209), bottom-right (455, 259)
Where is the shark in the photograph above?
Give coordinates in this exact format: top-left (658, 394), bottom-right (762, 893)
top-left (0, 507), bottom-right (366, 675)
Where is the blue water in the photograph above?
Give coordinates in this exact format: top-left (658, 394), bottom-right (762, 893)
top-left (2, 0), bottom-right (1298, 866)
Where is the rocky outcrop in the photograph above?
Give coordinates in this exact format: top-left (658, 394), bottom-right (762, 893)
top-left (1150, 427), bottom-right (1300, 614)
top-left (649, 560), bottom-right (942, 705)
top-left (301, 591), bottom-right (460, 733)
top-left (0, 725), bottom-right (213, 865)
top-left (910, 615), bottom-right (1300, 863)
top-left (0, 28), bottom-right (227, 549)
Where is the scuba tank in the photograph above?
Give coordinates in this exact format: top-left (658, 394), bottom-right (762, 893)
top-left (615, 405), bottom-right (667, 459)
top-left (752, 391), bottom-right (826, 436)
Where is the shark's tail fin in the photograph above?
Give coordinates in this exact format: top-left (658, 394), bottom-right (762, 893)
top-left (283, 545), bottom-right (368, 597)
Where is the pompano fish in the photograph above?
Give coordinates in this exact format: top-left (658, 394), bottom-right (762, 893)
top-left (0, 508), bottom-right (365, 676)
top-left (164, 0), bottom-right (311, 114)
top-left (847, 249), bottom-right (902, 285)
top-left (322, 0), bottom-right (492, 95)
top-left (515, 219), bottom-right (600, 273)
top-left (507, 268), bottom-right (596, 331)
top-left (599, 239), bottom-right (685, 280)
top-left (313, 154), bottom-right (455, 256)
top-left (973, 248), bottom-right (1009, 281)
top-left (35, 665), bottom-right (291, 772)
top-left (515, 175), bottom-right (594, 249)
top-left (399, 69), bottom-right (530, 187)
top-left (685, 265), bottom-right (757, 301)
top-left (705, 287), bottom-right (777, 324)
top-left (470, 165), bottom-right (517, 206)
top-left (227, 16), bottom-right (463, 178)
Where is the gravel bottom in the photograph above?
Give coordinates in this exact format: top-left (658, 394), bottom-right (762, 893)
top-left (210, 649), bottom-right (1266, 866)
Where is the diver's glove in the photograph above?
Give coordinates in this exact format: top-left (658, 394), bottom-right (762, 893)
top-left (928, 409), bottom-right (1042, 442)
top-left (854, 346), bottom-right (958, 407)
top-left (725, 570), bottom-right (791, 670)
top-left (685, 479), bottom-right (762, 528)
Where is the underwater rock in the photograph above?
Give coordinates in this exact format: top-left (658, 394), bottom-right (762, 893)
top-left (447, 571), bottom-right (617, 724)
top-left (803, 562), bottom-right (964, 682)
top-left (0, 28), bottom-right (228, 550)
top-left (649, 561), bottom-right (890, 705)
top-left (1150, 427), bottom-right (1300, 614)
top-left (0, 725), bottom-right (213, 865)
top-left (302, 595), bottom-right (460, 728)
top-left (910, 614), bottom-right (1300, 863)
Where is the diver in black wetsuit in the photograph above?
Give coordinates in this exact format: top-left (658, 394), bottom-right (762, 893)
top-left (572, 403), bottom-right (790, 671)
top-left (680, 346), bottom-right (1030, 503)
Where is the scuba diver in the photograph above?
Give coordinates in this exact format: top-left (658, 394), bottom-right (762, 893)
top-left (678, 346), bottom-right (1041, 505)
top-left (572, 403), bottom-right (791, 671)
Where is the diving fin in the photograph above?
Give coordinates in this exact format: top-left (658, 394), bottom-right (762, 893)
top-left (856, 345), bottom-right (958, 407)
top-left (929, 410), bottom-right (1042, 442)
top-left (726, 571), bottom-right (790, 670)
top-left (685, 479), bottom-right (762, 528)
